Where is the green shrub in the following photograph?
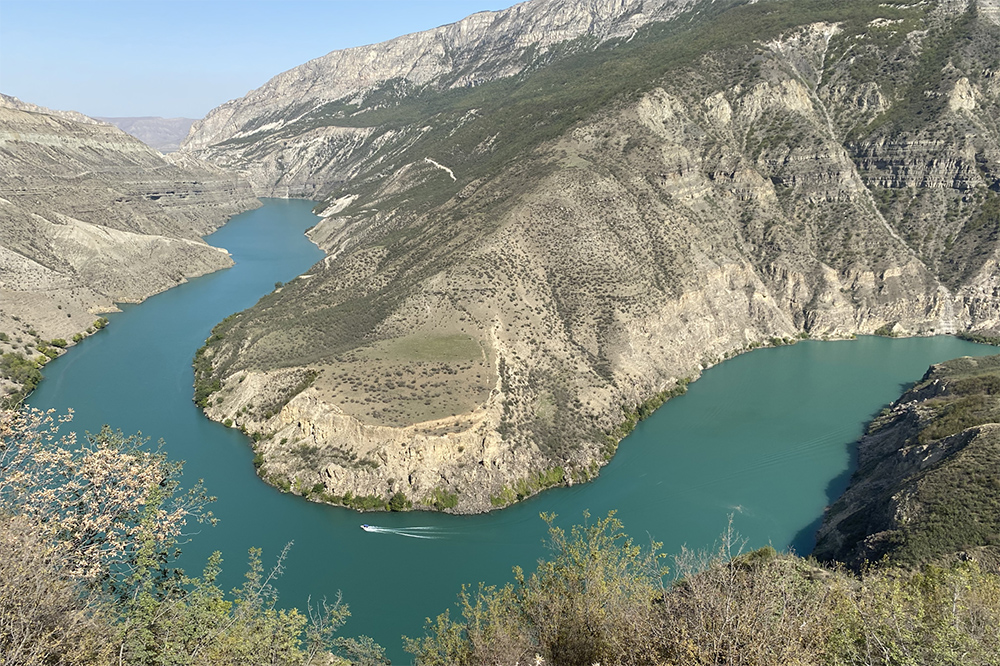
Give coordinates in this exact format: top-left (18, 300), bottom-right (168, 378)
top-left (428, 488), bottom-right (458, 511)
top-left (389, 491), bottom-right (412, 511)
top-left (0, 352), bottom-right (43, 407)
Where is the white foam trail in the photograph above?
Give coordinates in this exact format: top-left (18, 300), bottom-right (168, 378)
top-left (361, 526), bottom-right (447, 539)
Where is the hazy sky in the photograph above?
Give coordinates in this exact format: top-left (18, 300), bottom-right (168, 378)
top-left (0, 0), bottom-right (508, 119)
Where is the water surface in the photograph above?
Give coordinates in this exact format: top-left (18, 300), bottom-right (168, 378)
top-left (28, 199), bottom-right (997, 662)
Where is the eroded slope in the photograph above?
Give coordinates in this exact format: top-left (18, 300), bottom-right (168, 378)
top-left (191, 0), bottom-right (1000, 512)
top-left (814, 352), bottom-right (1000, 568)
top-left (0, 96), bottom-right (259, 404)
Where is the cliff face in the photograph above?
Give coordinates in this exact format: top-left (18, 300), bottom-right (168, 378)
top-left (188, 0), bottom-right (1000, 512)
top-left (0, 96), bottom-right (259, 403)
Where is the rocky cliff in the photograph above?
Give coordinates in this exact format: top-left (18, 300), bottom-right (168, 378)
top-left (187, 0), bottom-right (1000, 513)
top-left (180, 0), bottom-right (704, 196)
top-left (814, 352), bottom-right (1000, 568)
top-left (0, 95), bottom-right (259, 404)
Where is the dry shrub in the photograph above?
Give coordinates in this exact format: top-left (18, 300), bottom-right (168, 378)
top-left (660, 523), bottom-right (832, 665)
top-left (0, 513), bottom-right (112, 666)
top-left (0, 408), bottom-right (212, 587)
top-left (407, 511), bottom-right (668, 666)
top-left (825, 562), bottom-right (1000, 666)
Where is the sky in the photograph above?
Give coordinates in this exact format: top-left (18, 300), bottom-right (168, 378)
top-left (0, 0), bottom-right (509, 119)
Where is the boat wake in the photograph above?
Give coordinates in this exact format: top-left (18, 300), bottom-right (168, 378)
top-left (360, 525), bottom-right (448, 539)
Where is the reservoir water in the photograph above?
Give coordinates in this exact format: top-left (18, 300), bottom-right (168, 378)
top-left (27, 199), bottom-right (998, 662)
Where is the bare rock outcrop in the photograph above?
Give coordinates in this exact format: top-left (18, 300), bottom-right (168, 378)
top-left (179, 0), bottom-right (703, 196)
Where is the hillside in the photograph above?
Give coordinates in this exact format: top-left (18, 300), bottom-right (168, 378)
top-left (814, 352), bottom-right (1000, 569)
top-left (0, 95), bottom-right (259, 405)
top-left (181, 0), bottom-right (705, 195)
top-left (184, 0), bottom-right (1000, 512)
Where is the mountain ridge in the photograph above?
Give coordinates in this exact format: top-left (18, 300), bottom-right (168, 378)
top-left (184, 0), bottom-right (1000, 512)
top-left (96, 116), bottom-right (196, 153)
top-left (180, 0), bottom-right (702, 162)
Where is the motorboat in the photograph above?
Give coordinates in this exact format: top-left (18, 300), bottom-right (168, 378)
top-left (361, 524), bottom-right (376, 532)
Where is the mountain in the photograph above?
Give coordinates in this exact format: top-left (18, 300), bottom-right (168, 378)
top-left (182, 0), bottom-right (1000, 513)
top-left (814, 351), bottom-right (1000, 569)
top-left (0, 95), bottom-right (258, 404)
top-left (96, 116), bottom-right (197, 153)
top-left (181, 0), bottom-right (704, 195)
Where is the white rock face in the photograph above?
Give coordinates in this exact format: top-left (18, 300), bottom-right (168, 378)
top-left (182, 0), bottom-right (699, 152)
top-left (978, 0), bottom-right (1000, 24)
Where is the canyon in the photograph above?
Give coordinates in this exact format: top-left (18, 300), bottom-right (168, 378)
top-left (177, 0), bottom-right (1000, 512)
top-left (0, 94), bottom-right (258, 402)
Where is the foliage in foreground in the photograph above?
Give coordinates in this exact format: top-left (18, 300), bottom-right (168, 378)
top-left (406, 513), bottom-right (1000, 666)
top-left (0, 408), bottom-right (384, 665)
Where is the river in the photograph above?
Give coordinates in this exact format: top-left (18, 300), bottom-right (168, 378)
top-left (27, 198), bottom-right (998, 662)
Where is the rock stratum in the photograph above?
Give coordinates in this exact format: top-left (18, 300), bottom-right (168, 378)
top-left (0, 94), bottom-right (259, 403)
top-left (184, 0), bottom-right (1000, 513)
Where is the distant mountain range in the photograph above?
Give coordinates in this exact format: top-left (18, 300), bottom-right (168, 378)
top-left (96, 116), bottom-right (196, 153)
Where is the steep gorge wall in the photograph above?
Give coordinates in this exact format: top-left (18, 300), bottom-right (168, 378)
top-left (180, 0), bottom-right (704, 196)
top-left (188, 0), bottom-right (1000, 512)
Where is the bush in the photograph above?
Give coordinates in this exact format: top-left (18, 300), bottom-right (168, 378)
top-left (0, 352), bottom-right (43, 407)
top-left (0, 408), bottom-right (386, 664)
top-left (407, 514), bottom-right (1000, 666)
top-left (428, 488), bottom-right (458, 511)
top-left (0, 513), bottom-right (112, 665)
top-left (406, 511), bottom-right (666, 665)
top-left (389, 491), bottom-right (412, 511)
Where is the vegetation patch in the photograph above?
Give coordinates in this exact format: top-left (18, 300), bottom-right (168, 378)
top-left (405, 511), bottom-right (1000, 666)
top-left (306, 332), bottom-right (493, 427)
top-left (0, 352), bottom-right (43, 407)
top-left (425, 487), bottom-right (459, 511)
top-left (490, 467), bottom-right (566, 508)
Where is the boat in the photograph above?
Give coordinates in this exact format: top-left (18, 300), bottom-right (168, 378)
top-left (361, 524), bottom-right (376, 532)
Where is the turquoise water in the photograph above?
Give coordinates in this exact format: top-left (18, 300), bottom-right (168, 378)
top-left (27, 199), bottom-right (998, 662)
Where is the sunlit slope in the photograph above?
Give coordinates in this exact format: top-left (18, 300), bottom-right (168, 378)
top-left (0, 96), bottom-right (258, 405)
top-left (191, 0), bottom-right (1000, 512)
